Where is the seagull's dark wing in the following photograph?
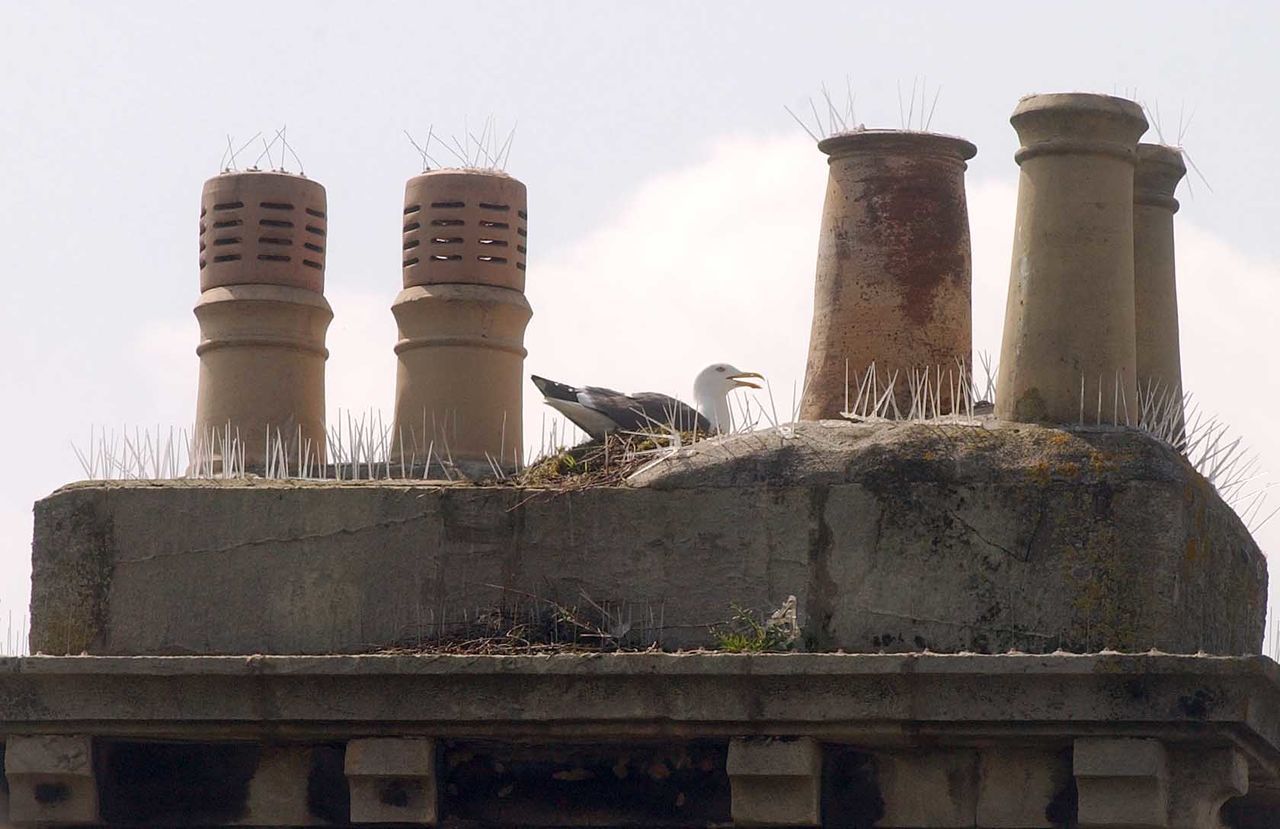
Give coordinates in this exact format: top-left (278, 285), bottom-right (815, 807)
top-left (531, 375), bottom-right (631, 438)
top-left (531, 375), bottom-right (710, 439)
top-left (579, 388), bottom-right (710, 435)
top-left (530, 375), bottom-right (583, 403)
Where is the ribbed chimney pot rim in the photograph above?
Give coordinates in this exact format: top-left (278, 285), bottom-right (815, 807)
top-left (1136, 143), bottom-right (1187, 179)
top-left (194, 283), bottom-right (334, 315)
top-left (816, 129), bottom-right (977, 163)
top-left (1009, 94), bottom-right (1148, 163)
top-left (1012, 92), bottom-right (1147, 122)
top-left (407, 167), bottom-right (520, 183)
top-left (1135, 143), bottom-right (1187, 211)
top-left (205, 168), bottom-right (323, 187)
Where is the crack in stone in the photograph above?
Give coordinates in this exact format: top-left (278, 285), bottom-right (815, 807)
top-left (948, 510), bottom-right (1029, 563)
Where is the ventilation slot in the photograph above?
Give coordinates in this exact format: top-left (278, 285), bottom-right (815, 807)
top-left (199, 259), bottom-right (207, 270)
top-left (305, 225), bottom-right (326, 237)
top-left (198, 224), bottom-right (206, 235)
top-left (479, 220), bottom-right (509, 229)
top-left (305, 207), bottom-right (326, 218)
top-left (303, 260), bottom-right (323, 270)
top-left (431, 201), bottom-right (465, 209)
top-left (404, 204), bottom-right (421, 215)
top-left (200, 207), bottom-right (207, 218)
top-left (403, 222), bottom-right (421, 232)
top-left (260, 202), bottom-right (293, 211)
top-left (213, 201), bottom-right (244, 211)
top-left (403, 257), bottom-right (420, 267)
top-left (212, 237), bottom-right (240, 246)
top-left (403, 239), bottom-right (420, 251)
top-left (517, 209), bottom-right (528, 219)
top-left (213, 254), bottom-right (241, 263)
top-left (431, 254), bottom-right (462, 262)
top-left (213, 219), bottom-right (242, 229)
top-left (259, 237), bottom-right (292, 246)
top-left (516, 245), bottom-right (527, 253)
top-left (517, 227), bottom-right (528, 237)
top-left (432, 237), bottom-right (463, 245)
top-left (304, 242), bottom-right (324, 253)
top-left (479, 239), bottom-right (508, 247)
top-left (259, 219), bottom-right (293, 228)
top-left (258, 254), bottom-right (291, 262)
top-left (199, 242), bottom-right (207, 252)
top-left (479, 202), bottom-right (510, 211)
top-left (516, 262), bottom-right (526, 271)
top-left (478, 255), bottom-right (508, 264)
top-left (431, 218), bottom-right (464, 227)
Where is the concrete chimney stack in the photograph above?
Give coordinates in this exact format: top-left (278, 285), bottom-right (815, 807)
top-left (194, 171), bottom-right (332, 467)
top-left (799, 131), bottom-right (977, 421)
top-left (995, 94), bottom-right (1148, 424)
top-left (391, 169), bottom-right (531, 472)
top-left (1133, 143), bottom-right (1187, 411)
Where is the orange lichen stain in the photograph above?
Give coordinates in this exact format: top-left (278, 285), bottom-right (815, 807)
top-left (1088, 451), bottom-right (1114, 476)
top-left (1032, 461), bottom-right (1052, 484)
top-left (1048, 432), bottom-right (1071, 446)
top-left (923, 450), bottom-right (937, 461)
top-left (1058, 461), bottom-right (1081, 478)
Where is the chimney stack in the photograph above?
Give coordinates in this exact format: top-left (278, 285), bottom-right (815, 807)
top-left (1133, 143), bottom-right (1188, 417)
top-left (995, 94), bottom-right (1148, 424)
top-left (799, 131), bottom-right (977, 420)
top-left (194, 171), bottom-right (332, 468)
top-left (391, 170), bottom-right (531, 472)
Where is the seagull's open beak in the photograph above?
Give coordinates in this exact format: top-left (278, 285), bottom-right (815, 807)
top-left (729, 371), bottom-right (764, 390)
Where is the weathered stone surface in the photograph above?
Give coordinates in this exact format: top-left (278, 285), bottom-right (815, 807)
top-left (727, 737), bottom-right (821, 826)
top-left (30, 421), bottom-right (1265, 656)
top-left (1167, 746), bottom-right (1247, 829)
top-left (4, 734), bottom-right (98, 824)
top-left (0, 653), bottom-right (1277, 748)
top-left (0, 653), bottom-right (1277, 824)
top-left (346, 738), bottom-right (436, 824)
top-left (877, 749), bottom-right (978, 827)
top-left (1075, 737), bottom-right (1168, 827)
top-left (976, 747), bottom-right (1068, 828)
top-left (239, 745), bottom-right (316, 826)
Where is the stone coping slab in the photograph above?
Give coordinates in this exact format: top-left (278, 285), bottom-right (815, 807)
top-left (2, 652), bottom-right (1279, 777)
top-left (31, 423), bottom-right (1266, 658)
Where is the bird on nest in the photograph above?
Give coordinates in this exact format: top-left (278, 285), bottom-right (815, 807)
top-left (530, 364), bottom-right (764, 440)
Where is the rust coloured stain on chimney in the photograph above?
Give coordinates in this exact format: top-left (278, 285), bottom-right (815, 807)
top-left (800, 130), bottom-right (977, 420)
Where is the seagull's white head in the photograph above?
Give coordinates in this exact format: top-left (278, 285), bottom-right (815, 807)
top-left (693, 363), bottom-right (763, 433)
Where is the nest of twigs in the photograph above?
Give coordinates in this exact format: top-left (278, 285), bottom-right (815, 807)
top-left (509, 430), bottom-right (705, 490)
top-left (372, 594), bottom-right (661, 655)
top-left (378, 636), bottom-right (655, 656)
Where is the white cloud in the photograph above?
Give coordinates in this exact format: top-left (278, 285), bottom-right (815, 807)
top-left (524, 132), bottom-right (824, 442)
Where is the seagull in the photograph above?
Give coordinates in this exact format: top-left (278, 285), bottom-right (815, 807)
top-left (530, 364), bottom-right (764, 440)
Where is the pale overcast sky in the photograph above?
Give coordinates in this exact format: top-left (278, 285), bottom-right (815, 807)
top-left (2, 1), bottom-right (1278, 648)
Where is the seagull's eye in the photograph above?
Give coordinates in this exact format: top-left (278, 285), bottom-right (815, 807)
top-left (715, 366), bottom-right (726, 373)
